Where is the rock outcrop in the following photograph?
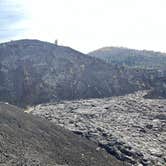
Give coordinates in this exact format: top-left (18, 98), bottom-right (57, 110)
top-left (31, 91), bottom-right (166, 166)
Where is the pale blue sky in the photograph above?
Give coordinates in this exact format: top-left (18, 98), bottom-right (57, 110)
top-left (1, 0), bottom-right (166, 53)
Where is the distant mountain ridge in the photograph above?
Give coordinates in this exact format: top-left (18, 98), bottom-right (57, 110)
top-left (89, 47), bottom-right (166, 70)
top-left (89, 46), bottom-right (166, 98)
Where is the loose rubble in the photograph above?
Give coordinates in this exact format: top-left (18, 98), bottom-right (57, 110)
top-left (31, 91), bottom-right (166, 166)
top-left (0, 103), bottom-right (124, 166)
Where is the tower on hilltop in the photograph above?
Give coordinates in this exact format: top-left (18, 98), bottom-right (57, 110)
top-left (55, 39), bottom-right (58, 45)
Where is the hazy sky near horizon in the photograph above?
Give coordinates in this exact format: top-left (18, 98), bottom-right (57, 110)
top-left (1, 0), bottom-right (166, 53)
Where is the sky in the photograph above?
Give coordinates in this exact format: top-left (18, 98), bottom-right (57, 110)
top-left (1, 0), bottom-right (166, 53)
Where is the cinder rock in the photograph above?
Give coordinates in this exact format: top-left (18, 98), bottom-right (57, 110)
top-left (0, 102), bottom-right (125, 166)
top-left (31, 91), bottom-right (166, 165)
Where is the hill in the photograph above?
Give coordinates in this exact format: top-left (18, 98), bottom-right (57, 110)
top-left (89, 47), bottom-right (166, 70)
top-left (0, 39), bottom-right (158, 106)
top-left (89, 47), bottom-right (166, 98)
top-left (0, 102), bottom-right (125, 166)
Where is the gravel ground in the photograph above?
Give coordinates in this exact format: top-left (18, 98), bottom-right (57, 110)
top-left (0, 102), bottom-right (125, 166)
top-left (31, 91), bottom-right (166, 166)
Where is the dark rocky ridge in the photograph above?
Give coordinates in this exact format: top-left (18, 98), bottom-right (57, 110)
top-left (0, 102), bottom-right (125, 166)
top-left (31, 91), bottom-right (166, 166)
top-left (0, 39), bottom-right (157, 107)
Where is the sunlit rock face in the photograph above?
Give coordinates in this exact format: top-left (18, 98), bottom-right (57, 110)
top-left (0, 39), bottom-right (153, 106)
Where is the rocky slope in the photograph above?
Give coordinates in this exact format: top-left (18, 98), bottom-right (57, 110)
top-left (0, 39), bottom-right (158, 107)
top-left (89, 47), bottom-right (166, 99)
top-left (31, 91), bottom-right (166, 166)
top-left (0, 102), bottom-right (125, 166)
top-left (89, 47), bottom-right (166, 70)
